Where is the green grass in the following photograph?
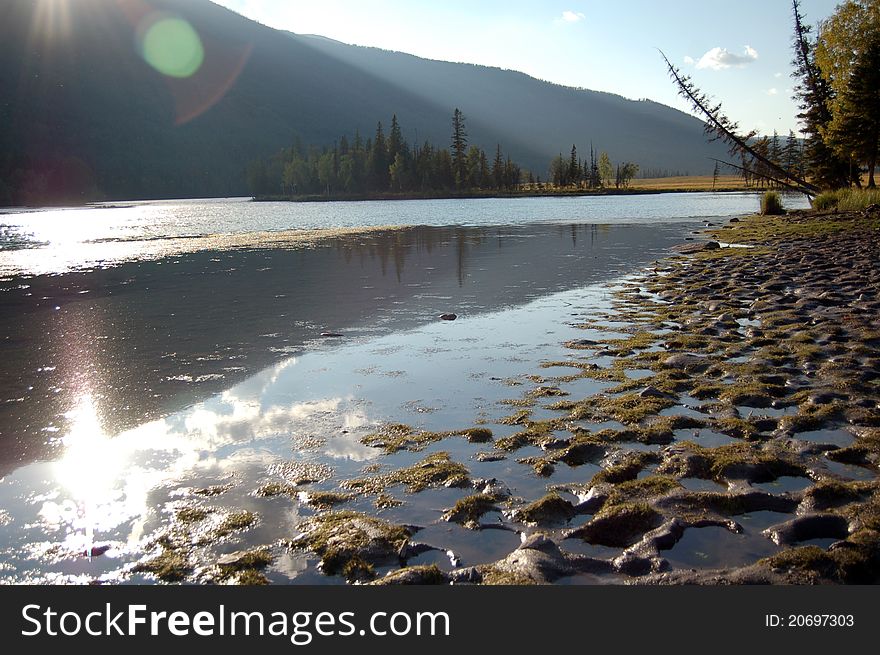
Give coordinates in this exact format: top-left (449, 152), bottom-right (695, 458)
top-left (836, 188), bottom-right (880, 211)
top-left (760, 190), bottom-right (784, 215)
top-left (812, 188), bottom-right (880, 211)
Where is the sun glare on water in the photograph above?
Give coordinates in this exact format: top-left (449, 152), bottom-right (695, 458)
top-left (51, 394), bottom-right (128, 554)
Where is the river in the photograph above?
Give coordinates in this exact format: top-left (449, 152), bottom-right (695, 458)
top-left (0, 191), bottom-right (811, 583)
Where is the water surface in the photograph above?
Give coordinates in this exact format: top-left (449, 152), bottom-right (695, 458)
top-left (0, 193), bottom-right (814, 584)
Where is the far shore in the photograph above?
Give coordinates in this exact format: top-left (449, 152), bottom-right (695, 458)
top-left (253, 178), bottom-right (761, 204)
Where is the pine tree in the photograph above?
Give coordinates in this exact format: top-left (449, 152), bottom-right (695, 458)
top-left (588, 144), bottom-right (600, 188)
top-left (492, 144), bottom-right (504, 190)
top-left (829, 33), bottom-right (880, 187)
top-left (451, 108), bottom-right (468, 189)
top-left (790, 0), bottom-right (850, 188)
top-left (784, 130), bottom-right (799, 172)
top-left (370, 122), bottom-right (388, 190)
top-left (568, 145), bottom-right (579, 187)
top-left (388, 114), bottom-right (404, 162)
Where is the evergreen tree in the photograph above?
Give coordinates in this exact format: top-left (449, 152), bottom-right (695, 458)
top-left (388, 114), bottom-right (404, 162)
top-left (492, 144), bottom-right (504, 190)
top-left (479, 150), bottom-right (491, 189)
top-left (568, 145), bottom-right (579, 187)
top-left (369, 122), bottom-right (388, 190)
top-left (588, 145), bottom-right (600, 188)
top-left (550, 153), bottom-right (567, 187)
top-left (829, 33), bottom-right (880, 187)
top-left (783, 130), bottom-right (800, 172)
top-left (451, 108), bottom-right (468, 189)
top-left (790, 0), bottom-right (850, 188)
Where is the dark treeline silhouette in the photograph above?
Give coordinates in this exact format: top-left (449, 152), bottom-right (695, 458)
top-left (548, 145), bottom-right (640, 189)
top-left (246, 109), bottom-right (524, 198)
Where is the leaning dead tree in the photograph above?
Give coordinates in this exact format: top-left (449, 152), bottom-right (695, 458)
top-left (660, 50), bottom-right (819, 196)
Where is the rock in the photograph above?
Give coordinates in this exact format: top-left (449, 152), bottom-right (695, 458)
top-left (399, 542), bottom-right (439, 559)
top-left (481, 543), bottom-right (575, 584)
top-left (515, 493), bottom-right (577, 526)
top-left (439, 313), bottom-right (457, 321)
top-left (639, 386), bottom-right (673, 399)
top-left (299, 512), bottom-right (412, 574)
top-left (371, 565), bottom-right (449, 585)
top-left (474, 477), bottom-right (512, 498)
top-left (518, 533), bottom-right (562, 555)
top-left (662, 353), bottom-right (709, 372)
top-left (539, 435), bottom-right (570, 450)
top-left (762, 514), bottom-right (850, 546)
top-left (565, 339), bottom-right (600, 348)
top-left (320, 332), bottom-right (343, 337)
top-left (675, 241), bottom-right (721, 254)
top-left (217, 550), bottom-right (264, 567)
top-left (476, 452), bottom-right (506, 463)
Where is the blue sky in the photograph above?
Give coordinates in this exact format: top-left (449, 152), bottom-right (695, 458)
top-left (212, 0), bottom-right (839, 136)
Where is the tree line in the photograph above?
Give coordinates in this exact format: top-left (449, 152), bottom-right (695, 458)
top-left (246, 109), bottom-right (524, 197)
top-left (548, 145), bottom-right (640, 189)
top-left (793, 0), bottom-right (879, 188)
top-left (741, 130), bottom-right (808, 188)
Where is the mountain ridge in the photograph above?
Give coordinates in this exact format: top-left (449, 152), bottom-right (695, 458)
top-left (0, 0), bottom-right (726, 205)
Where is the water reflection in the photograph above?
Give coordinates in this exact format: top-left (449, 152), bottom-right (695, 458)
top-left (0, 222), bottom-right (691, 477)
top-left (0, 264), bottom-right (634, 582)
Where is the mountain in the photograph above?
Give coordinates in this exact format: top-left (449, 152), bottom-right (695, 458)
top-left (0, 0), bottom-right (726, 205)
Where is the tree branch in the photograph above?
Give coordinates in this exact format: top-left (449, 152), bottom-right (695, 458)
top-left (660, 50), bottom-right (819, 195)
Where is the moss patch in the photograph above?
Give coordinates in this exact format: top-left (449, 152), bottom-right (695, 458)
top-left (256, 482), bottom-right (299, 498)
top-left (301, 491), bottom-right (353, 510)
top-left (342, 452), bottom-right (469, 495)
top-left (298, 511), bottom-right (411, 576)
top-left (442, 494), bottom-right (499, 528)
top-left (176, 507), bottom-right (211, 524)
top-left (215, 548), bottom-right (273, 583)
top-left (134, 549), bottom-right (192, 582)
top-left (570, 393), bottom-right (677, 425)
top-left (214, 510), bottom-right (257, 537)
top-left (373, 564), bottom-right (447, 585)
top-left (516, 493), bottom-right (576, 525)
top-left (574, 502), bottom-right (663, 547)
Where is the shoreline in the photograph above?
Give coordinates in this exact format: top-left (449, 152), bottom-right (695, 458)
top-left (4, 207), bottom-right (878, 585)
top-left (253, 186), bottom-right (761, 204)
top-left (105, 205), bottom-right (880, 586)
top-left (309, 206), bottom-right (880, 585)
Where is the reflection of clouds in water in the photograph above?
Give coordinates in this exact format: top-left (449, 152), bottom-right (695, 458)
top-left (322, 434), bottom-right (379, 463)
top-left (38, 370), bottom-right (378, 551)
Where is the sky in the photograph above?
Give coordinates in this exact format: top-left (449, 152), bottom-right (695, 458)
top-left (211, 0), bottom-right (840, 137)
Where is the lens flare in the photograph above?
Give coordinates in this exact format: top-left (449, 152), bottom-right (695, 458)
top-left (140, 15), bottom-right (204, 79)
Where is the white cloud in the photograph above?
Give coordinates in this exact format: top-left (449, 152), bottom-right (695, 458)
top-left (766, 88), bottom-right (778, 96)
top-left (683, 55), bottom-right (695, 65)
top-left (562, 10), bottom-right (586, 22)
top-left (774, 72), bottom-right (783, 78)
top-left (696, 45), bottom-right (759, 70)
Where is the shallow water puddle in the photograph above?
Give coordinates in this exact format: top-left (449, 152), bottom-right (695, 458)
top-left (663, 525), bottom-right (780, 571)
top-left (751, 476), bottom-right (814, 493)
top-left (794, 429), bottom-right (855, 448)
